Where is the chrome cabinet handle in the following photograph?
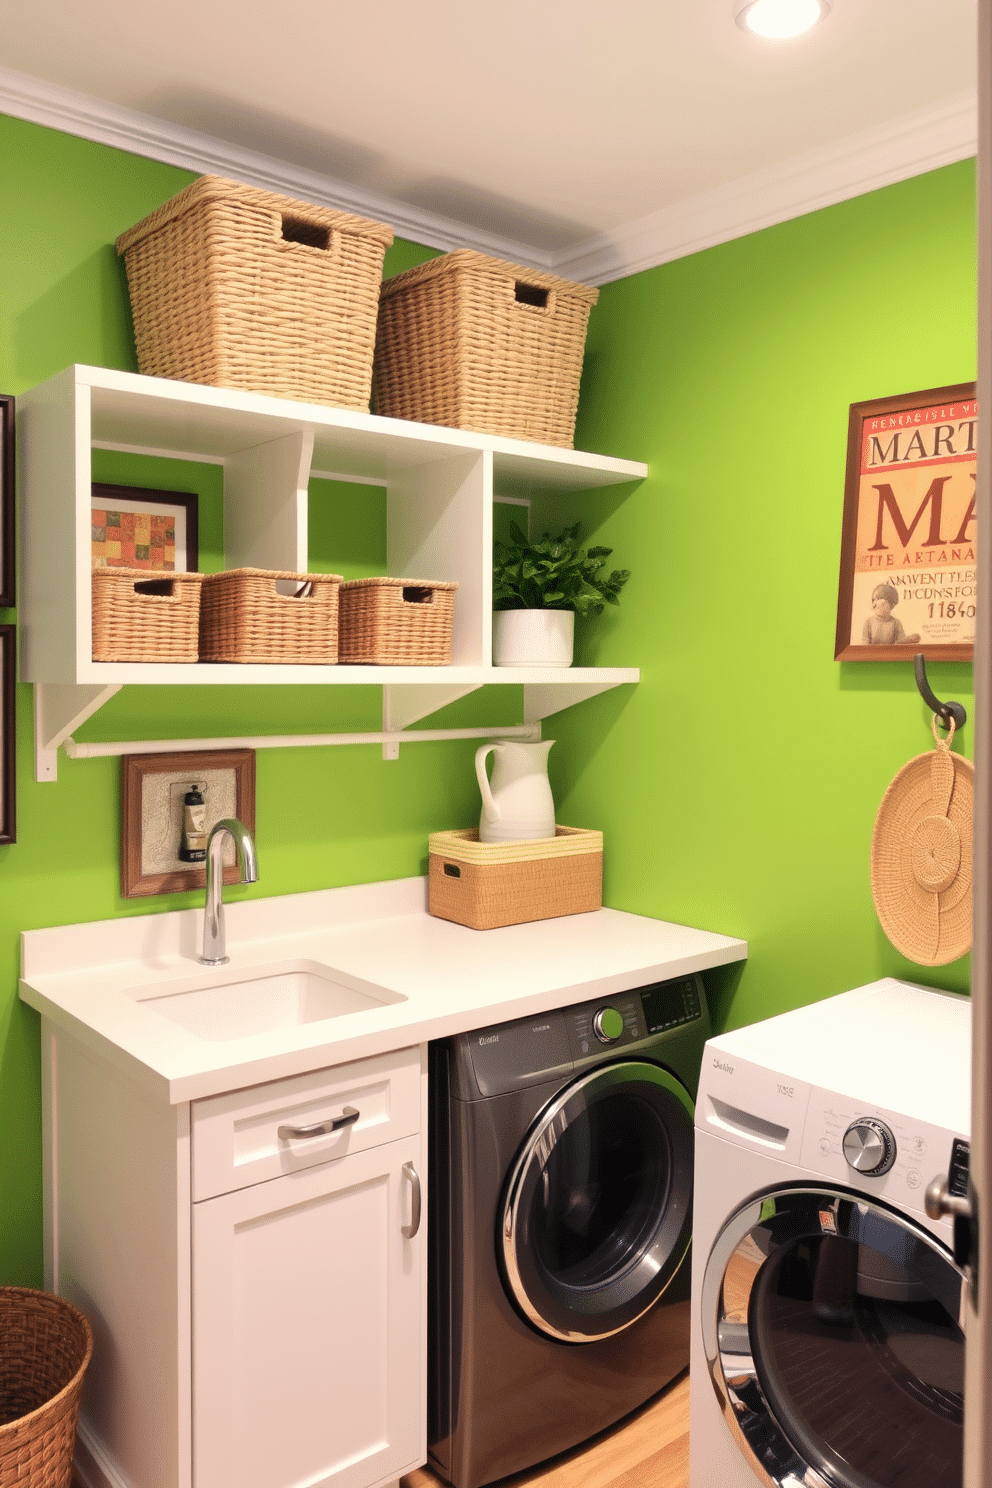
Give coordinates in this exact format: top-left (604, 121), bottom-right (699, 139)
top-left (402, 1161), bottom-right (422, 1239)
top-left (278, 1106), bottom-right (359, 1142)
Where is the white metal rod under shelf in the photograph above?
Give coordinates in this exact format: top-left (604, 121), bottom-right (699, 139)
top-left (63, 722), bottom-right (542, 761)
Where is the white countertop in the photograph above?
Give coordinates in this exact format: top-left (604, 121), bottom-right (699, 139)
top-left (19, 877), bottom-right (747, 1103)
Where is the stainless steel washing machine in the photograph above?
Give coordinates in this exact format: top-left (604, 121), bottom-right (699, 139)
top-left (689, 978), bottom-right (971, 1488)
top-left (429, 973), bottom-right (710, 1488)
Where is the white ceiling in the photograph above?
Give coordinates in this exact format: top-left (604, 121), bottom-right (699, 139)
top-left (0, 0), bottom-right (979, 280)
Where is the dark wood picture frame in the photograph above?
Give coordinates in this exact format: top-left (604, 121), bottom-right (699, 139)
top-left (121, 749), bottom-right (255, 898)
top-left (0, 396), bottom-right (15, 608)
top-left (0, 626), bottom-right (15, 845)
top-left (92, 483), bottom-right (199, 573)
top-left (835, 382), bottom-right (977, 662)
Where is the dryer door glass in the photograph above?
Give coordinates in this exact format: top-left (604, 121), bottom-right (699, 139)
top-left (702, 1187), bottom-right (966, 1488)
top-left (499, 1060), bottom-right (694, 1342)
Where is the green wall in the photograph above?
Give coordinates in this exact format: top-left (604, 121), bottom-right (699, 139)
top-left (0, 110), bottom-right (977, 1284)
top-left (558, 157), bottom-right (977, 1032)
top-left (0, 114), bottom-right (482, 1284)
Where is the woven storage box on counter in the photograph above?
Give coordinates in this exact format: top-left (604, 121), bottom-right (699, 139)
top-left (338, 578), bottom-right (458, 665)
top-left (429, 826), bottom-right (603, 930)
top-left (92, 567), bottom-right (204, 662)
top-left (116, 176), bottom-right (394, 410)
top-left (0, 1287), bottom-right (93, 1488)
top-left (372, 251), bottom-right (599, 448)
top-left (199, 569), bottom-right (343, 664)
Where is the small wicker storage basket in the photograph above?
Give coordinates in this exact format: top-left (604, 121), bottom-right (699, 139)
top-left (199, 569), bottom-right (343, 664)
top-left (372, 251), bottom-right (599, 448)
top-left (116, 176), bottom-right (394, 410)
top-left (428, 826), bottom-right (603, 930)
top-left (338, 578), bottom-right (457, 665)
top-left (0, 1287), bottom-right (93, 1488)
top-left (92, 567), bottom-right (204, 663)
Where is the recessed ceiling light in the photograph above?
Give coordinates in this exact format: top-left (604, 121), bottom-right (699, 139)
top-left (734, 0), bottom-right (831, 38)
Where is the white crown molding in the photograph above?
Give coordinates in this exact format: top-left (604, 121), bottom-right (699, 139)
top-left (556, 90), bottom-right (978, 286)
top-left (0, 64), bottom-right (552, 270)
top-left (0, 64), bottom-right (978, 288)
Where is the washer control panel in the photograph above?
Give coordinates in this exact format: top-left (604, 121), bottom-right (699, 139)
top-left (802, 1087), bottom-right (968, 1224)
top-left (592, 1006), bottom-right (625, 1044)
top-left (565, 974), bottom-right (705, 1063)
top-left (842, 1117), bottom-right (896, 1176)
top-left (460, 973), bottom-right (707, 1097)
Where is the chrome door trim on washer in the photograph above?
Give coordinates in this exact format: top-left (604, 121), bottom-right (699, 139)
top-left (701, 1184), bottom-right (968, 1488)
top-left (500, 1059), bottom-right (695, 1343)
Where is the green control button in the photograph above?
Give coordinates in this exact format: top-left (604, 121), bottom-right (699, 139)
top-left (593, 1006), bottom-right (624, 1043)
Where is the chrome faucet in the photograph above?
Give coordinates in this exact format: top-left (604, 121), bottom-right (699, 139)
top-left (199, 818), bottom-right (259, 966)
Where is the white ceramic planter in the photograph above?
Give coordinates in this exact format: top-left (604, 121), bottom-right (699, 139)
top-left (492, 609), bottom-right (574, 667)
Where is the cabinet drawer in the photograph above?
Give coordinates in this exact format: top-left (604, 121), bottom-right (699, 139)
top-left (192, 1045), bottom-right (424, 1201)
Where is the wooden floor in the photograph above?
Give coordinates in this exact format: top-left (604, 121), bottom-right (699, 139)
top-left (402, 1371), bottom-right (690, 1488)
top-left (70, 1373), bottom-right (689, 1488)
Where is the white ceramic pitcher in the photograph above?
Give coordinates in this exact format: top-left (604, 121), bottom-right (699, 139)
top-left (475, 739), bottom-right (556, 843)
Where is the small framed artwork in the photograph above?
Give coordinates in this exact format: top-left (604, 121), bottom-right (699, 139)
top-left (92, 484), bottom-right (199, 573)
top-left (121, 749), bottom-right (255, 898)
top-left (0, 395), bottom-right (15, 607)
top-left (0, 626), bottom-right (15, 844)
top-left (835, 383), bottom-right (977, 662)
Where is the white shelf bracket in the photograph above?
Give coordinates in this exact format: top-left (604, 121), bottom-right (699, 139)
top-left (522, 680), bottom-right (628, 724)
top-left (34, 683), bottom-right (122, 782)
top-left (381, 683), bottom-right (484, 758)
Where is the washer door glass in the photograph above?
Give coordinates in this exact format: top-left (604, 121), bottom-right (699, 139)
top-left (499, 1060), bottom-right (694, 1342)
top-left (702, 1186), bottom-right (966, 1488)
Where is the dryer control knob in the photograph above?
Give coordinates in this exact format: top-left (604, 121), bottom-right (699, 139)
top-left (843, 1118), bottom-right (896, 1176)
top-left (592, 1007), bottom-right (624, 1044)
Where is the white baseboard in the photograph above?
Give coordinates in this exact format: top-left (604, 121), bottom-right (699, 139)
top-left (74, 1418), bottom-right (133, 1488)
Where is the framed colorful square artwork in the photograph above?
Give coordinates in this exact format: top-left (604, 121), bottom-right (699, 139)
top-left (92, 484), bottom-right (199, 573)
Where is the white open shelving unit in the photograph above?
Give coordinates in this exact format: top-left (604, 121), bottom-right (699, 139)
top-left (19, 365), bottom-right (646, 780)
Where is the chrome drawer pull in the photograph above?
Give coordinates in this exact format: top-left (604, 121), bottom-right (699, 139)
top-left (278, 1106), bottom-right (359, 1142)
top-left (402, 1161), bottom-right (422, 1239)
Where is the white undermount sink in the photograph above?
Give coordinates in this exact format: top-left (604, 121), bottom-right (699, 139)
top-left (128, 960), bottom-right (407, 1041)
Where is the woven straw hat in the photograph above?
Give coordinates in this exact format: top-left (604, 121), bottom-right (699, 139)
top-left (870, 716), bottom-right (973, 966)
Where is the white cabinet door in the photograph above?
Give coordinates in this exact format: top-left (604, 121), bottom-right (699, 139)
top-left (192, 1134), bottom-right (424, 1488)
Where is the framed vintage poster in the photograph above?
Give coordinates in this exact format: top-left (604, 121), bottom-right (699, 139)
top-left (121, 749), bottom-right (255, 898)
top-left (835, 383), bottom-right (977, 662)
top-left (92, 484), bottom-right (199, 572)
top-left (0, 626), bottom-right (15, 844)
top-left (0, 395), bottom-right (15, 607)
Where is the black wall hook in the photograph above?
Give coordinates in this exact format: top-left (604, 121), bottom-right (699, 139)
top-left (914, 653), bottom-right (967, 732)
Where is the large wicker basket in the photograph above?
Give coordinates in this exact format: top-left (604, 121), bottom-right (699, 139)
top-left (372, 251), bottom-right (599, 448)
top-left (116, 176), bottom-right (394, 410)
top-left (199, 569), bottom-right (343, 664)
top-left (0, 1287), bottom-right (93, 1488)
top-left (338, 578), bottom-right (457, 665)
top-left (92, 567), bottom-right (204, 663)
top-left (428, 826), bottom-right (603, 930)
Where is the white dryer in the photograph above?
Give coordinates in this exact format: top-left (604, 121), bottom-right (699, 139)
top-left (689, 979), bottom-right (971, 1488)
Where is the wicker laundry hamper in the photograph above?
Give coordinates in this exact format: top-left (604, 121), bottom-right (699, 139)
top-left (0, 1287), bottom-right (93, 1488)
top-left (199, 569), bottom-right (343, 664)
top-left (116, 176), bottom-right (394, 410)
top-left (372, 251), bottom-right (599, 447)
top-left (338, 578), bottom-right (457, 664)
top-left (92, 567), bottom-right (205, 663)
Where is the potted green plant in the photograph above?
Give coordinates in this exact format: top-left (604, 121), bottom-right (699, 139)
top-left (492, 521), bottom-right (630, 666)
